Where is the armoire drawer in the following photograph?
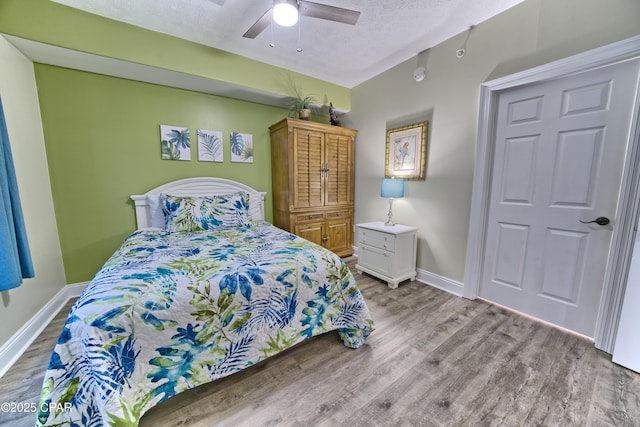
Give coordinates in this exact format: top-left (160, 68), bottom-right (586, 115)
top-left (293, 212), bottom-right (325, 223)
top-left (326, 210), bottom-right (350, 219)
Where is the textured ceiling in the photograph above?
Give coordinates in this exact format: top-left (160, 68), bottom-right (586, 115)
top-left (51, 0), bottom-right (526, 88)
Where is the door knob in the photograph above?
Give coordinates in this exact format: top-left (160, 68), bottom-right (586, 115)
top-left (580, 216), bottom-right (610, 226)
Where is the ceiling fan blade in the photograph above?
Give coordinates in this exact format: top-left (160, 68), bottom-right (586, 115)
top-left (243, 8), bottom-right (272, 39)
top-left (299, 0), bottom-right (360, 25)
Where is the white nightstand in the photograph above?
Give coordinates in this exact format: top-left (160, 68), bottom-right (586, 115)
top-left (355, 221), bottom-right (418, 289)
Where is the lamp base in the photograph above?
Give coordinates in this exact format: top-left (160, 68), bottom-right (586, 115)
top-left (385, 198), bottom-right (396, 226)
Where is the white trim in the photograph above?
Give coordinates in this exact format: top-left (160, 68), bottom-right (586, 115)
top-left (66, 281), bottom-right (90, 298)
top-left (0, 281), bottom-right (89, 378)
top-left (416, 268), bottom-right (464, 297)
top-left (598, 68), bottom-right (640, 352)
top-left (463, 82), bottom-right (496, 300)
top-left (475, 36), bottom-right (640, 90)
top-left (464, 35), bottom-right (640, 353)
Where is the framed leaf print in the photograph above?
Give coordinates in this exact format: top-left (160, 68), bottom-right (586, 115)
top-left (160, 125), bottom-right (190, 161)
top-left (385, 121), bottom-right (428, 180)
top-left (197, 129), bottom-right (223, 162)
top-left (230, 132), bottom-right (253, 163)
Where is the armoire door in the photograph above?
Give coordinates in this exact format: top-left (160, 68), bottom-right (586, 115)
top-left (294, 221), bottom-right (324, 247)
top-left (480, 58), bottom-right (640, 337)
top-left (326, 210), bottom-right (352, 256)
top-left (324, 133), bottom-right (354, 207)
top-left (292, 128), bottom-right (324, 209)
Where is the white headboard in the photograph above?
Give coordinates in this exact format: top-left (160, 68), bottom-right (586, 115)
top-left (130, 177), bottom-right (267, 230)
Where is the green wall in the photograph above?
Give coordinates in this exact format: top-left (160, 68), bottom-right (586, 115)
top-left (35, 64), bottom-right (288, 283)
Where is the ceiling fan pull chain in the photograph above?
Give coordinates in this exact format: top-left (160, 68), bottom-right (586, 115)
top-left (269, 19), bottom-right (276, 48)
top-left (297, 20), bottom-right (303, 52)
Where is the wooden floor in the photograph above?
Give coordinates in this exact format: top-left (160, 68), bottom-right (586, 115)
top-left (2, 258), bottom-right (639, 427)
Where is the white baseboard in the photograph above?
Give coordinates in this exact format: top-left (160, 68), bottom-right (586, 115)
top-left (0, 281), bottom-right (89, 378)
top-left (415, 268), bottom-right (464, 297)
top-left (351, 249), bottom-right (464, 297)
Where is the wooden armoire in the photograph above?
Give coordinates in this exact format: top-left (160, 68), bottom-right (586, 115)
top-left (269, 118), bottom-right (357, 257)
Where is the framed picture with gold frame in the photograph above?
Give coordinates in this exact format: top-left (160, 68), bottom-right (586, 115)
top-left (385, 121), bottom-right (428, 180)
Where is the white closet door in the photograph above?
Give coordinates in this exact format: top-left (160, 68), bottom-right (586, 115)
top-left (480, 59), bottom-right (640, 337)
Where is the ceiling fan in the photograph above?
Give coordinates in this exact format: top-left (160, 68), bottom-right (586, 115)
top-left (243, 0), bottom-right (360, 39)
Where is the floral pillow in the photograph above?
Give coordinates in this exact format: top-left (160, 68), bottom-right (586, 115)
top-left (161, 192), bottom-right (252, 232)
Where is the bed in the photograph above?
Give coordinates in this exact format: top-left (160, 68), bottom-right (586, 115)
top-left (36, 177), bottom-right (374, 427)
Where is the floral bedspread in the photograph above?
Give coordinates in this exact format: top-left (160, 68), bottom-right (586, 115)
top-left (36, 222), bottom-right (374, 426)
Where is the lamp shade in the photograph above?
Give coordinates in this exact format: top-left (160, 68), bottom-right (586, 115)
top-left (381, 178), bottom-right (404, 198)
top-left (273, 0), bottom-right (299, 27)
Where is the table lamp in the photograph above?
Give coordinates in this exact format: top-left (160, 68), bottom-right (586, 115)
top-left (381, 178), bottom-right (404, 226)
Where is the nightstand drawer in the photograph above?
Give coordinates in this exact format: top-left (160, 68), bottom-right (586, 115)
top-left (357, 228), bottom-right (396, 252)
top-left (358, 244), bottom-right (393, 276)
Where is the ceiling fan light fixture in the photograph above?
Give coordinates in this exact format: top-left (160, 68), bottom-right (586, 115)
top-left (273, 0), bottom-right (298, 27)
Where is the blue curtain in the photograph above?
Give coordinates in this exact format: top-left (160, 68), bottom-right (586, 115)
top-left (0, 97), bottom-right (34, 291)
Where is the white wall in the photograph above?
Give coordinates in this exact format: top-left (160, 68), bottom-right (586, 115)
top-left (0, 36), bottom-right (67, 347)
top-left (347, 0), bottom-right (640, 283)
